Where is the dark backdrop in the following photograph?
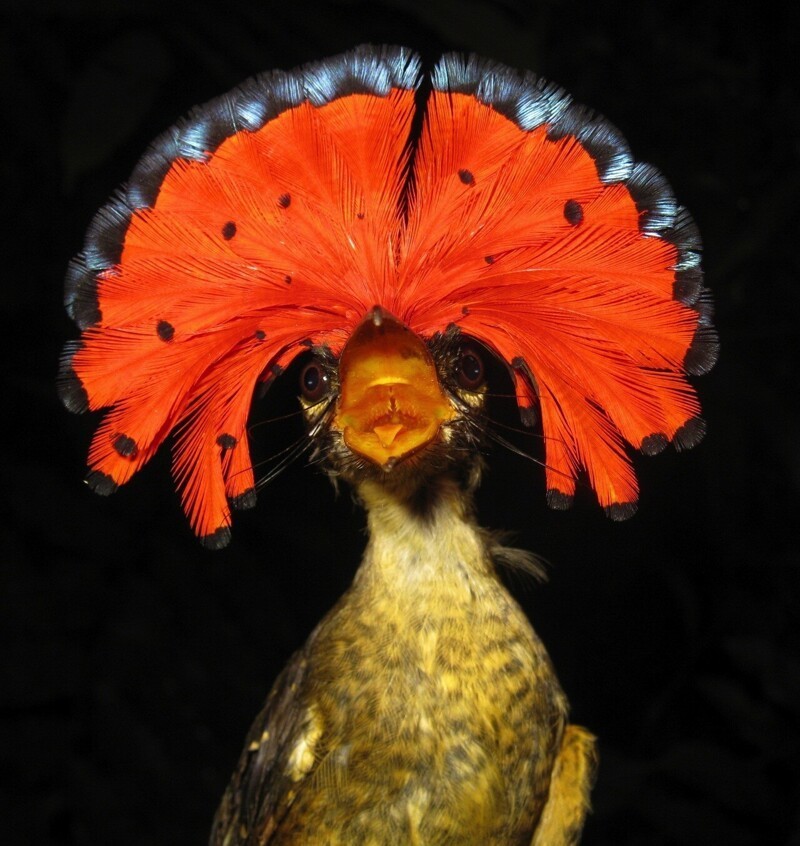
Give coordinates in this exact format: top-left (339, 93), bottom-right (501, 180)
top-left (3, 1), bottom-right (798, 844)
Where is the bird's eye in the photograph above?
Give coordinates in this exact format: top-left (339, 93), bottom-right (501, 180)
top-left (300, 361), bottom-right (330, 402)
top-left (454, 346), bottom-right (485, 390)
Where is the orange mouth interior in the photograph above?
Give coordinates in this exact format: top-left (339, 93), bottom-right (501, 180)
top-left (334, 308), bottom-right (454, 468)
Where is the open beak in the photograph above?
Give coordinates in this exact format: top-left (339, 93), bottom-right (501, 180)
top-left (334, 307), bottom-right (455, 468)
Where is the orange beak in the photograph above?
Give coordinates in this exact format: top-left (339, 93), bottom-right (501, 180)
top-left (334, 308), bottom-right (455, 468)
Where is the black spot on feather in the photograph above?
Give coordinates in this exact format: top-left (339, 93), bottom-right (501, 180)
top-left (605, 501), bottom-right (638, 521)
top-left (113, 434), bottom-right (138, 458)
top-left (458, 169), bottom-right (474, 185)
top-left (641, 433), bottom-right (668, 456)
top-left (673, 416), bottom-right (706, 452)
top-left (685, 323), bottom-right (720, 376)
top-left (231, 488), bottom-right (257, 510)
top-left (546, 489), bottom-right (573, 511)
top-left (157, 320), bottom-right (174, 342)
top-left (673, 268), bottom-right (703, 306)
top-left (564, 199), bottom-right (583, 225)
top-left (64, 258), bottom-right (101, 329)
top-left (57, 342), bottom-right (89, 413)
top-left (201, 526), bottom-right (232, 550)
top-left (217, 434), bottom-right (237, 450)
top-left (86, 470), bottom-right (118, 496)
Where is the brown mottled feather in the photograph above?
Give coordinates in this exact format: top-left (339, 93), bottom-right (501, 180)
top-left (211, 478), bottom-right (595, 845)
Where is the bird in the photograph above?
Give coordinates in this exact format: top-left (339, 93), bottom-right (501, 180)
top-left (209, 306), bottom-right (598, 844)
top-left (58, 45), bottom-right (717, 844)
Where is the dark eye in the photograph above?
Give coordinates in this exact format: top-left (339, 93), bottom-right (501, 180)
top-left (455, 346), bottom-right (485, 390)
top-left (300, 361), bottom-right (330, 402)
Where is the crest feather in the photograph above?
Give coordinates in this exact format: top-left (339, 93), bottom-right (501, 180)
top-left (61, 46), bottom-right (715, 542)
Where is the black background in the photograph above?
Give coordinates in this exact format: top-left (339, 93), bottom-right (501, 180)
top-left (3, 1), bottom-right (798, 844)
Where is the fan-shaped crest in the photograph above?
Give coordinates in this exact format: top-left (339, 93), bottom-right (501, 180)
top-left (59, 45), bottom-right (717, 546)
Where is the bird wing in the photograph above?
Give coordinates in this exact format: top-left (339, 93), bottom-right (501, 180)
top-left (210, 649), bottom-right (316, 845)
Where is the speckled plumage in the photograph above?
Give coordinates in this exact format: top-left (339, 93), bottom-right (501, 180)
top-left (211, 472), bottom-right (596, 844)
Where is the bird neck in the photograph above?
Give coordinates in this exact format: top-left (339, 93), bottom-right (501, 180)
top-left (353, 475), bottom-right (494, 593)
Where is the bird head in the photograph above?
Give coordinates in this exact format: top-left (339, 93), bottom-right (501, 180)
top-left (58, 46), bottom-right (717, 548)
top-left (299, 306), bottom-right (488, 498)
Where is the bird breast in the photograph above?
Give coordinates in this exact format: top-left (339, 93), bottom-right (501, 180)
top-left (272, 486), bottom-right (569, 844)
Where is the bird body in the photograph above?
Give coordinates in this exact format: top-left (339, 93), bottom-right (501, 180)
top-left (212, 475), bottom-right (595, 844)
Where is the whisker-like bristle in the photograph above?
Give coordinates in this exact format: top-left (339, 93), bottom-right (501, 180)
top-left (253, 433), bottom-right (315, 489)
top-left (247, 406), bottom-right (313, 430)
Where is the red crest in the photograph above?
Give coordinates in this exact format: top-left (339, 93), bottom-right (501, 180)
top-left (60, 46), bottom-right (717, 546)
